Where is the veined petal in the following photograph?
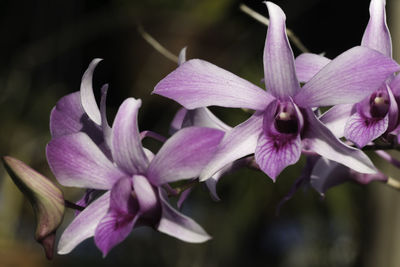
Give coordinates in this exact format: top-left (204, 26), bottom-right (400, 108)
top-left (344, 112), bottom-right (388, 148)
top-left (295, 53), bottom-right (331, 83)
top-left (319, 104), bottom-right (354, 138)
top-left (46, 132), bottom-right (125, 189)
top-left (58, 191), bottom-right (110, 254)
top-left (295, 46), bottom-right (399, 107)
top-left (255, 132), bottom-right (301, 181)
top-left (80, 58), bottom-right (102, 125)
top-left (361, 0), bottom-right (392, 57)
top-left (264, 2), bottom-right (301, 98)
top-left (94, 178), bottom-right (137, 257)
top-left (302, 109), bottom-right (377, 174)
top-left (157, 189), bottom-right (211, 243)
top-left (153, 59), bottom-right (274, 111)
top-left (182, 108), bottom-right (232, 132)
top-left (132, 175), bottom-right (158, 214)
top-left (147, 127), bottom-right (224, 186)
top-left (50, 92), bottom-right (103, 142)
top-left (94, 210), bottom-right (138, 257)
top-left (199, 113), bottom-right (263, 181)
top-left (111, 98), bottom-right (149, 175)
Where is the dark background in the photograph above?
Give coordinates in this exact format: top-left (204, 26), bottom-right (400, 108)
top-left (1, 0), bottom-right (397, 266)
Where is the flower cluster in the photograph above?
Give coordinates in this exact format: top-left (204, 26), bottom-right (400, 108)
top-left (4, 0), bottom-right (400, 259)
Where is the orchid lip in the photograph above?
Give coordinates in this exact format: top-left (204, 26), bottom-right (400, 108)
top-left (270, 101), bottom-right (303, 135)
top-left (369, 90), bottom-right (390, 118)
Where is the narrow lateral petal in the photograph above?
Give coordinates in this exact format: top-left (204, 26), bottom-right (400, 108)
top-left (344, 112), bottom-right (388, 148)
top-left (255, 133), bottom-right (301, 181)
top-left (132, 175), bottom-right (158, 214)
top-left (47, 132), bottom-right (125, 189)
top-left (319, 104), bottom-right (354, 138)
top-left (361, 0), bottom-right (392, 57)
top-left (178, 47), bottom-right (187, 65)
top-left (302, 109), bottom-right (377, 174)
top-left (264, 2), bottom-right (301, 98)
top-left (170, 108), bottom-right (187, 134)
top-left (58, 191), bottom-right (110, 254)
top-left (111, 98), bottom-right (149, 175)
top-left (50, 92), bottom-right (103, 143)
top-left (199, 113), bottom-right (263, 181)
top-left (99, 84), bottom-right (112, 150)
top-left (387, 85), bottom-right (398, 132)
top-left (295, 53), bottom-right (331, 83)
top-left (148, 127), bottom-right (224, 186)
top-left (94, 210), bottom-right (137, 257)
top-left (295, 46), bottom-right (399, 107)
top-left (157, 189), bottom-right (211, 243)
top-left (153, 59), bottom-right (274, 111)
top-left (182, 108), bottom-right (232, 132)
top-left (80, 58), bottom-right (102, 125)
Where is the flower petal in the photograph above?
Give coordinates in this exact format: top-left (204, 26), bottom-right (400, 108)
top-left (153, 59), bottom-right (274, 111)
top-left (295, 46), bottom-right (399, 107)
top-left (46, 132), bottom-right (125, 189)
top-left (319, 104), bottom-right (354, 138)
top-left (199, 113), bottom-right (263, 181)
top-left (58, 191), bottom-right (110, 254)
top-left (80, 58), bottom-right (102, 125)
top-left (361, 0), bottom-right (392, 57)
top-left (263, 2), bottom-right (300, 98)
top-left (50, 92), bottom-right (103, 142)
top-left (387, 85), bottom-right (398, 132)
top-left (132, 175), bottom-right (158, 214)
top-left (147, 127), bottom-right (224, 186)
top-left (294, 53), bottom-right (331, 83)
top-left (182, 108), bottom-right (231, 132)
top-left (157, 189), bottom-right (211, 243)
top-left (310, 158), bottom-right (353, 195)
top-left (389, 74), bottom-right (400, 96)
top-left (94, 178), bottom-right (138, 257)
top-left (255, 133), bottom-right (301, 181)
top-left (94, 210), bottom-right (138, 257)
top-left (178, 47), bottom-right (187, 65)
top-left (170, 108), bottom-right (187, 134)
top-left (111, 98), bottom-right (149, 174)
top-left (344, 110), bottom-right (388, 148)
top-left (302, 109), bottom-right (377, 174)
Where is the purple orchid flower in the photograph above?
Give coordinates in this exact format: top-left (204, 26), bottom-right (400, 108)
top-left (46, 60), bottom-right (224, 256)
top-left (296, 0), bottom-right (399, 148)
top-left (153, 2), bottom-right (399, 181)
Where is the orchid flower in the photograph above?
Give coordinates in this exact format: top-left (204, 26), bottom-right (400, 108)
top-left (46, 60), bottom-right (224, 256)
top-left (154, 1), bottom-right (399, 181)
top-left (297, 0), bottom-right (400, 148)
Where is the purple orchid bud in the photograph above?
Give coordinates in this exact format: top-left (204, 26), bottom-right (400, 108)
top-left (2, 156), bottom-right (65, 259)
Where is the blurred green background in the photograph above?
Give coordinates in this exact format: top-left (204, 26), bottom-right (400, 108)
top-left (2, 0), bottom-right (400, 266)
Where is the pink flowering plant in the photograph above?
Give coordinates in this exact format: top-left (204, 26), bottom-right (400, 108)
top-left (4, 0), bottom-right (400, 262)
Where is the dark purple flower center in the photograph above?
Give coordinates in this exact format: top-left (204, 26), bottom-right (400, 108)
top-left (369, 90), bottom-right (389, 118)
top-left (274, 102), bottom-right (299, 134)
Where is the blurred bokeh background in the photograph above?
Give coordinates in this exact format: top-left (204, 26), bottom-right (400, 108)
top-left (2, 0), bottom-right (400, 266)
